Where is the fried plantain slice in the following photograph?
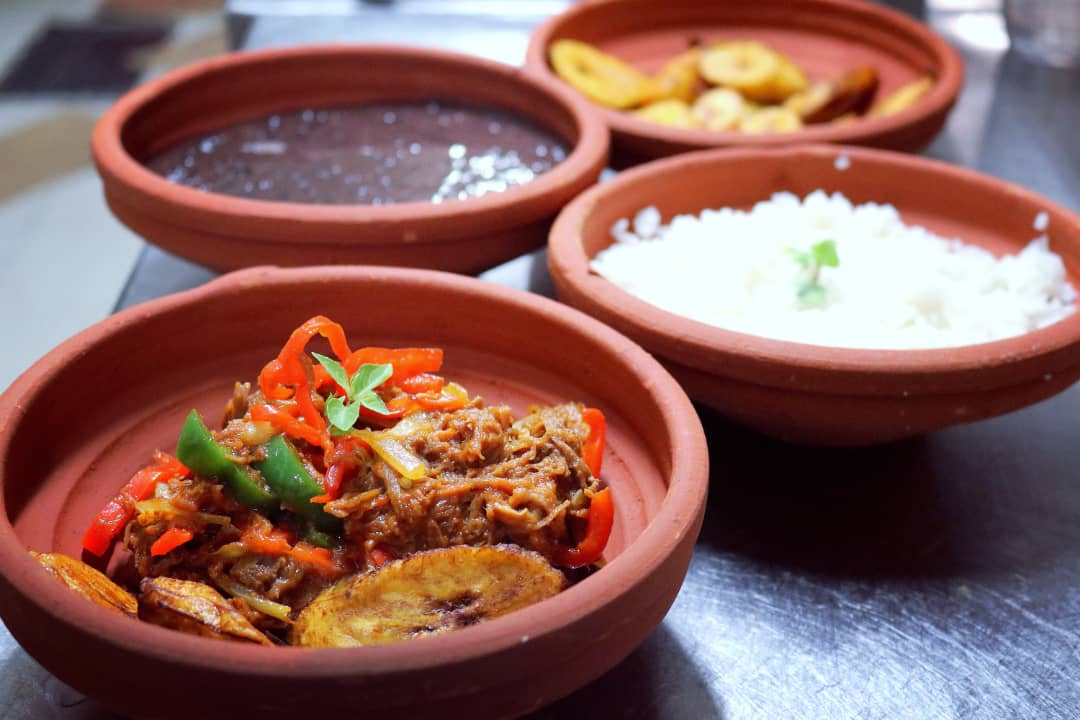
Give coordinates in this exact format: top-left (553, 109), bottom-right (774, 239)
top-left (292, 545), bottom-right (565, 648)
top-left (700, 41), bottom-right (778, 94)
top-left (549, 39), bottom-right (656, 109)
top-left (691, 88), bottom-right (746, 131)
top-left (788, 67), bottom-right (879, 124)
top-left (700, 41), bottom-right (807, 104)
top-left (31, 551), bottom-right (137, 618)
top-left (738, 106), bottom-right (804, 133)
top-left (765, 57), bottom-right (811, 103)
top-left (138, 576), bottom-right (273, 645)
top-left (871, 75), bottom-right (934, 117)
top-left (633, 99), bottom-right (699, 128)
top-left (644, 47), bottom-right (701, 103)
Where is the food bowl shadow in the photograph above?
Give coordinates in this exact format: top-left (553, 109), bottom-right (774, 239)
top-left (525, 624), bottom-right (724, 720)
top-left (692, 403), bottom-right (1072, 581)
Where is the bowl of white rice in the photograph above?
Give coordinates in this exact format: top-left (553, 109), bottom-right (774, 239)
top-left (547, 145), bottom-right (1080, 445)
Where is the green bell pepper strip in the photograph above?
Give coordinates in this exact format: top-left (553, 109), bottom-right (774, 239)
top-left (175, 410), bottom-right (278, 514)
top-left (303, 527), bottom-right (336, 549)
top-left (254, 435), bottom-right (342, 533)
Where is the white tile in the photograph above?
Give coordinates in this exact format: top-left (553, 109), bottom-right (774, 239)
top-left (0, 167), bottom-right (143, 391)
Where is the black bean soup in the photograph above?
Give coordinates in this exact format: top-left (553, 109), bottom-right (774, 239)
top-left (144, 101), bottom-right (568, 205)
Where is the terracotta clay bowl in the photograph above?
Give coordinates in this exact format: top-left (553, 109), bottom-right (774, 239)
top-left (0, 267), bottom-right (707, 719)
top-left (524, 0), bottom-right (963, 166)
top-left (548, 145), bottom-right (1080, 446)
top-left (92, 45), bottom-right (609, 273)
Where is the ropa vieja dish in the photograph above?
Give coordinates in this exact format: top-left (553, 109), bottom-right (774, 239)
top-left (33, 315), bottom-right (613, 647)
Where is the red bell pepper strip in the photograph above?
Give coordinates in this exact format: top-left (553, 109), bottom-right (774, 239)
top-left (581, 407), bottom-right (606, 477)
top-left (550, 487), bottom-right (615, 569)
top-left (311, 434), bottom-right (372, 503)
top-left (358, 403), bottom-right (406, 425)
top-left (82, 451), bottom-right (190, 556)
top-left (149, 527), bottom-right (195, 557)
top-left (369, 545), bottom-right (394, 567)
top-left (257, 316), bottom-right (351, 450)
top-left (259, 316), bottom-right (351, 397)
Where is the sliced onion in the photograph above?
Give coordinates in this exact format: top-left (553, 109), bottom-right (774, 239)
top-left (356, 429), bottom-right (428, 481)
top-left (215, 574), bottom-right (293, 623)
top-left (213, 542), bottom-right (247, 559)
top-left (239, 421), bottom-right (277, 446)
top-left (443, 382), bottom-right (469, 402)
top-left (134, 499), bottom-right (232, 526)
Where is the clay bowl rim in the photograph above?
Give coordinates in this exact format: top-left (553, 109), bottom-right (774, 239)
top-left (91, 44), bottom-right (610, 246)
top-left (547, 143), bottom-right (1080, 395)
top-left (523, 0), bottom-right (964, 150)
top-left (0, 265), bottom-right (708, 677)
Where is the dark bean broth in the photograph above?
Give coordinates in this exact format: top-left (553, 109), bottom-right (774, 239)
top-left (144, 101), bottom-right (568, 205)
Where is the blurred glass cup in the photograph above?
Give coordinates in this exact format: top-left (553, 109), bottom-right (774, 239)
top-left (1004, 0), bottom-right (1080, 68)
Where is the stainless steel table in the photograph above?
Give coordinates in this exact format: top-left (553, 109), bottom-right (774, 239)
top-left (4, 2), bottom-right (1080, 718)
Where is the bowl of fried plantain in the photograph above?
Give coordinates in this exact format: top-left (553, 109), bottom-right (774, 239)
top-left (526, 0), bottom-right (964, 165)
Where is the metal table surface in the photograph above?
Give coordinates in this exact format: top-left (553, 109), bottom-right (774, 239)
top-left (4, 2), bottom-right (1080, 718)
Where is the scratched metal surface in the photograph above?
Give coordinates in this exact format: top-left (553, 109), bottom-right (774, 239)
top-left (3, 1), bottom-right (1080, 719)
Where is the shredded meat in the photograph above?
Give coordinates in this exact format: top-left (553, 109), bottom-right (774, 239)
top-left (222, 382), bottom-right (252, 424)
top-left (123, 396), bottom-right (600, 622)
top-left (334, 402), bottom-right (599, 561)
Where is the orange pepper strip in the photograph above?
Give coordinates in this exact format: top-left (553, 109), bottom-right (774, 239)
top-left (287, 543), bottom-right (338, 574)
top-left (580, 408), bottom-right (606, 477)
top-left (82, 452), bottom-right (190, 556)
top-left (410, 393), bottom-right (469, 413)
top-left (397, 373), bottom-right (446, 395)
top-left (551, 487), bottom-right (615, 569)
top-left (343, 347), bottom-right (443, 384)
top-left (250, 403), bottom-right (327, 450)
top-left (150, 527), bottom-right (195, 557)
top-left (385, 385), bottom-right (469, 417)
top-left (241, 522), bottom-right (341, 575)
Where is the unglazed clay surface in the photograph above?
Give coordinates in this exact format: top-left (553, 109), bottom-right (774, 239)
top-left (547, 145), bottom-right (1080, 445)
top-left (0, 267), bottom-right (706, 719)
top-left (93, 45), bottom-right (609, 272)
top-left (525, 0), bottom-right (963, 165)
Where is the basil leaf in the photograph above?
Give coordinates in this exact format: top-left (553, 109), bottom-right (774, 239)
top-left (351, 363), bottom-right (393, 396)
top-left (812, 239), bottom-right (839, 268)
top-left (785, 247), bottom-right (812, 269)
top-left (357, 389), bottom-right (390, 416)
top-left (312, 353), bottom-right (350, 395)
top-left (325, 395), bottom-right (360, 431)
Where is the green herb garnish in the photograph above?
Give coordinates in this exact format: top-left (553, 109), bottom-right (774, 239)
top-left (788, 239), bottom-right (839, 308)
top-left (312, 353), bottom-right (393, 433)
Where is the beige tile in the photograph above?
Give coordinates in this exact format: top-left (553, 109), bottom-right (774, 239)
top-left (0, 112), bottom-right (97, 202)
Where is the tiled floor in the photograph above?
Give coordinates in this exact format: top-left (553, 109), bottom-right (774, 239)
top-left (0, 0), bottom-right (226, 390)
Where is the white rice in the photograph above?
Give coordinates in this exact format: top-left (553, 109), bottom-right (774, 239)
top-left (591, 191), bottom-right (1076, 350)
